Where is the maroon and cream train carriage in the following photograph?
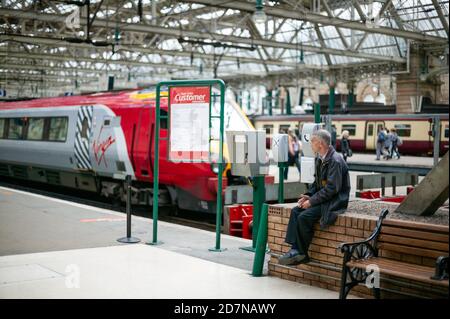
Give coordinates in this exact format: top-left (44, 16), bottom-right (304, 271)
top-left (253, 113), bottom-right (449, 156)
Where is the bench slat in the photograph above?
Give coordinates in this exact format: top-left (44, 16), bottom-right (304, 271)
top-left (382, 219), bottom-right (449, 233)
top-left (379, 234), bottom-right (449, 252)
top-left (379, 242), bottom-right (447, 259)
top-left (381, 226), bottom-right (449, 243)
top-left (346, 258), bottom-right (449, 288)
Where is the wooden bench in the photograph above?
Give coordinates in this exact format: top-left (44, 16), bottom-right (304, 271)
top-left (338, 209), bottom-right (449, 299)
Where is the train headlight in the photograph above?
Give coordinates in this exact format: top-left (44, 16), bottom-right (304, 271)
top-left (210, 153), bottom-right (220, 174)
top-left (211, 163), bottom-right (220, 174)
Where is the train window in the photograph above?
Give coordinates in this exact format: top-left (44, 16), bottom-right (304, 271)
top-left (160, 109), bottom-right (168, 129)
top-left (80, 117), bottom-right (89, 139)
top-left (367, 124), bottom-right (374, 136)
top-left (445, 125), bottom-right (449, 138)
top-left (0, 118), bottom-right (4, 139)
top-left (279, 125), bottom-right (290, 133)
top-left (27, 118), bottom-right (45, 141)
top-left (49, 117), bottom-right (68, 142)
top-left (341, 124), bottom-right (356, 136)
top-left (394, 124), bottom-right (411, 137)
top-left (263, 125), bottom-right (273, 135)
top-left (7, 118), bottom-right (25, 140)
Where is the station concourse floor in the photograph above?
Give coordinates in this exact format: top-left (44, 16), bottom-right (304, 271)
top-left (0, 186), bottom-right (344, 299)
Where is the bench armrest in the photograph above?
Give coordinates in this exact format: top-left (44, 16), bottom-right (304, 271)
top-left (431, 256), bottom-right (449, 281)
top-left (338, 209), bottom-right (389, 261)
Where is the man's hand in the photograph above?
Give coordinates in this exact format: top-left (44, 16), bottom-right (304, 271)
top-left (297, 194), bottom-right (310, 208)
top-left (300, 200), bottom-right (311, 209)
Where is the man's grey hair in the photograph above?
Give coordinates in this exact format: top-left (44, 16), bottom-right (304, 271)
top-left (312, 129), bottom-right (331, 146)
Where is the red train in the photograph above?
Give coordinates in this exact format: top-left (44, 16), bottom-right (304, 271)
top-left (0, 88), bottom-right (254, 213)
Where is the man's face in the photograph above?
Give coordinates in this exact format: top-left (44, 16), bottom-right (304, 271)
top-left (311, 136), bottom-right (321, 154)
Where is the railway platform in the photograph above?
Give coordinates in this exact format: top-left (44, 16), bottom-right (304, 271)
top-left (269, 152), bottom-right (437, 177)
top-left (0, 186), bottom-right (344, 299)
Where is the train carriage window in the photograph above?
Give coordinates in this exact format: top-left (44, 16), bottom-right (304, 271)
top-left (367, 124), bottom-right (374, 136)
top-left (0, 118), bottom-right (4, 139)
top-left (49, 117), bottom-right (68, 142)
top-left (279, 125), bottom-right (290, 134)
top-left (7, 118), bottom-right (25, 140)
top-left (445, 125), bottom-right (449, 138)
top-left (341, 124), bottom-right (356, 136)
top-left (394, 124), bottom-right (411, 137)
top-left (160, 109), bottom-right (168, 129)
top-left (27, 118), bottom-right (45, 140)
top-left (263, 124), bottom-right (273, 135)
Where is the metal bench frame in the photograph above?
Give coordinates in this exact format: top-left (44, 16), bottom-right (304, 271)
top-left (338, 209), bottom-right (449, 299)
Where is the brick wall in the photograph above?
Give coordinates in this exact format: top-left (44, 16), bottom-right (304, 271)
top-left (267, 203), bottom-right (448, 299)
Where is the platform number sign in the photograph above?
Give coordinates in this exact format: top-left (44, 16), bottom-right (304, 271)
top-left (168, 86), bottom-right (210, 162)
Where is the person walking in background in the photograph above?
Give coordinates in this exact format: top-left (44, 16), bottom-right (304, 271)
top-left (340, 130), bottom-right (352, 162)
top-left (389, 128), bottom-right (401, 159)
top-left (376, 127), bottom-right (386, 160)
top-left (284, 129), bottom-right (302, 180)
top-left (384, 129), bottom-right (393, 160)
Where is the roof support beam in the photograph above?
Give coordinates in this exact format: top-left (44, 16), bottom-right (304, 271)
top-left (0, 34), bottom-right (317, 69)
top-left (321, 0), bottom-right (349, 49)
top-left (0, 8), bottom-right (407, 63)
top-left (313, 24), bottom-right (333, 65)
top-left (431, 0), bottom-right (449, 37)
top-left (181, 0), bottom-right (447, 43)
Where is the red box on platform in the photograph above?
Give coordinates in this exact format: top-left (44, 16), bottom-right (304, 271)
top-left (229, 205), bottom-right (253, 239)
top-left (356, 190), bottom-right (381, 199)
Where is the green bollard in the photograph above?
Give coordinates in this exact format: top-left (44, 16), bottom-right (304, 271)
top-left (252, 175), bottom-right (266, 249)
top-left (314, 103), bottom-right (321, 124)
top-left (329, 86), bottom-right (335, 115)
top-left (252, 203), bottom-right (269, 277)
top-left (278, 162), bottom-right (287, 203)
top-left (241, 175), bottom-right (265, 252)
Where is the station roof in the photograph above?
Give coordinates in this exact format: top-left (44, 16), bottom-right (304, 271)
top-left (0, 0), bottom-right (448, 96)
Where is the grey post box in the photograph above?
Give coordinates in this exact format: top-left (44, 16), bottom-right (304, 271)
top-left (272, 134), bottom-right (289, 163)
top-left (226, 130), bottom-right (269, 177)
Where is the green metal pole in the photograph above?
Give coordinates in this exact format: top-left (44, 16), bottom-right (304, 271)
top-left (329, 85), bottom-right (335, 115)
top-left (278, 162), bottom-right (286, 203)
top-left (348, 86), bottom-right (354, 108)
top-left (285, 88), bottom-right (292, 115)
top-left (314, 103), bottom-right (321, 123)
top-left (252, 175), bottom-right (265, 249)
top-left (299, 87), bottom-right (304, 107)
top-left (149, 84), bottom-right (161, 245)
top-left (210, 81), bottom-right (227, 252)
top-left (252, 203), bottom-right (269, 276)
top-left (267, 90), bottom-right (273, 116)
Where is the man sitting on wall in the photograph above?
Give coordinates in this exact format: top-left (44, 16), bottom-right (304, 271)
top-left (278, 129), bottom-right (351, 265)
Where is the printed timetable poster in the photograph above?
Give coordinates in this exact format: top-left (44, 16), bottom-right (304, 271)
top-left (169, 86), bottom-right (211, 162)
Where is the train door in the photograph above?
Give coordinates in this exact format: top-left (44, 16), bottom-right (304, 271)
top-left (365, 121), bottom-right (385, 150)
top-left (263, 124), bottom-right (273, 149)
top-left (74, 105), bottom-right (93, 170)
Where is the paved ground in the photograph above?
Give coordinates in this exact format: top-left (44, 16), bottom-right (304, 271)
top-left (0, 186), bottom-right (349, 299)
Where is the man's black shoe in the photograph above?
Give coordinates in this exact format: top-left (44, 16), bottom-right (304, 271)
top-left (278, 249), bottom-right (308, 266)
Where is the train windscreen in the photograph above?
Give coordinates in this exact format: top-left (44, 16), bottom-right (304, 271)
top-left (210, 94), bottom-right (255, 140)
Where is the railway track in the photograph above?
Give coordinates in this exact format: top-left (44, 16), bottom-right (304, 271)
top-left (0, 177), bottom-right (216, 232)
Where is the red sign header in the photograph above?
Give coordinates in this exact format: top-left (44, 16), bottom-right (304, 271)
top-left (170, 86), bottom-right (210, 104)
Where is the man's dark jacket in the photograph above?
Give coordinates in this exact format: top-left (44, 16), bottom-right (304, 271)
top-left (305, 146), bottom-right (351, 229)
